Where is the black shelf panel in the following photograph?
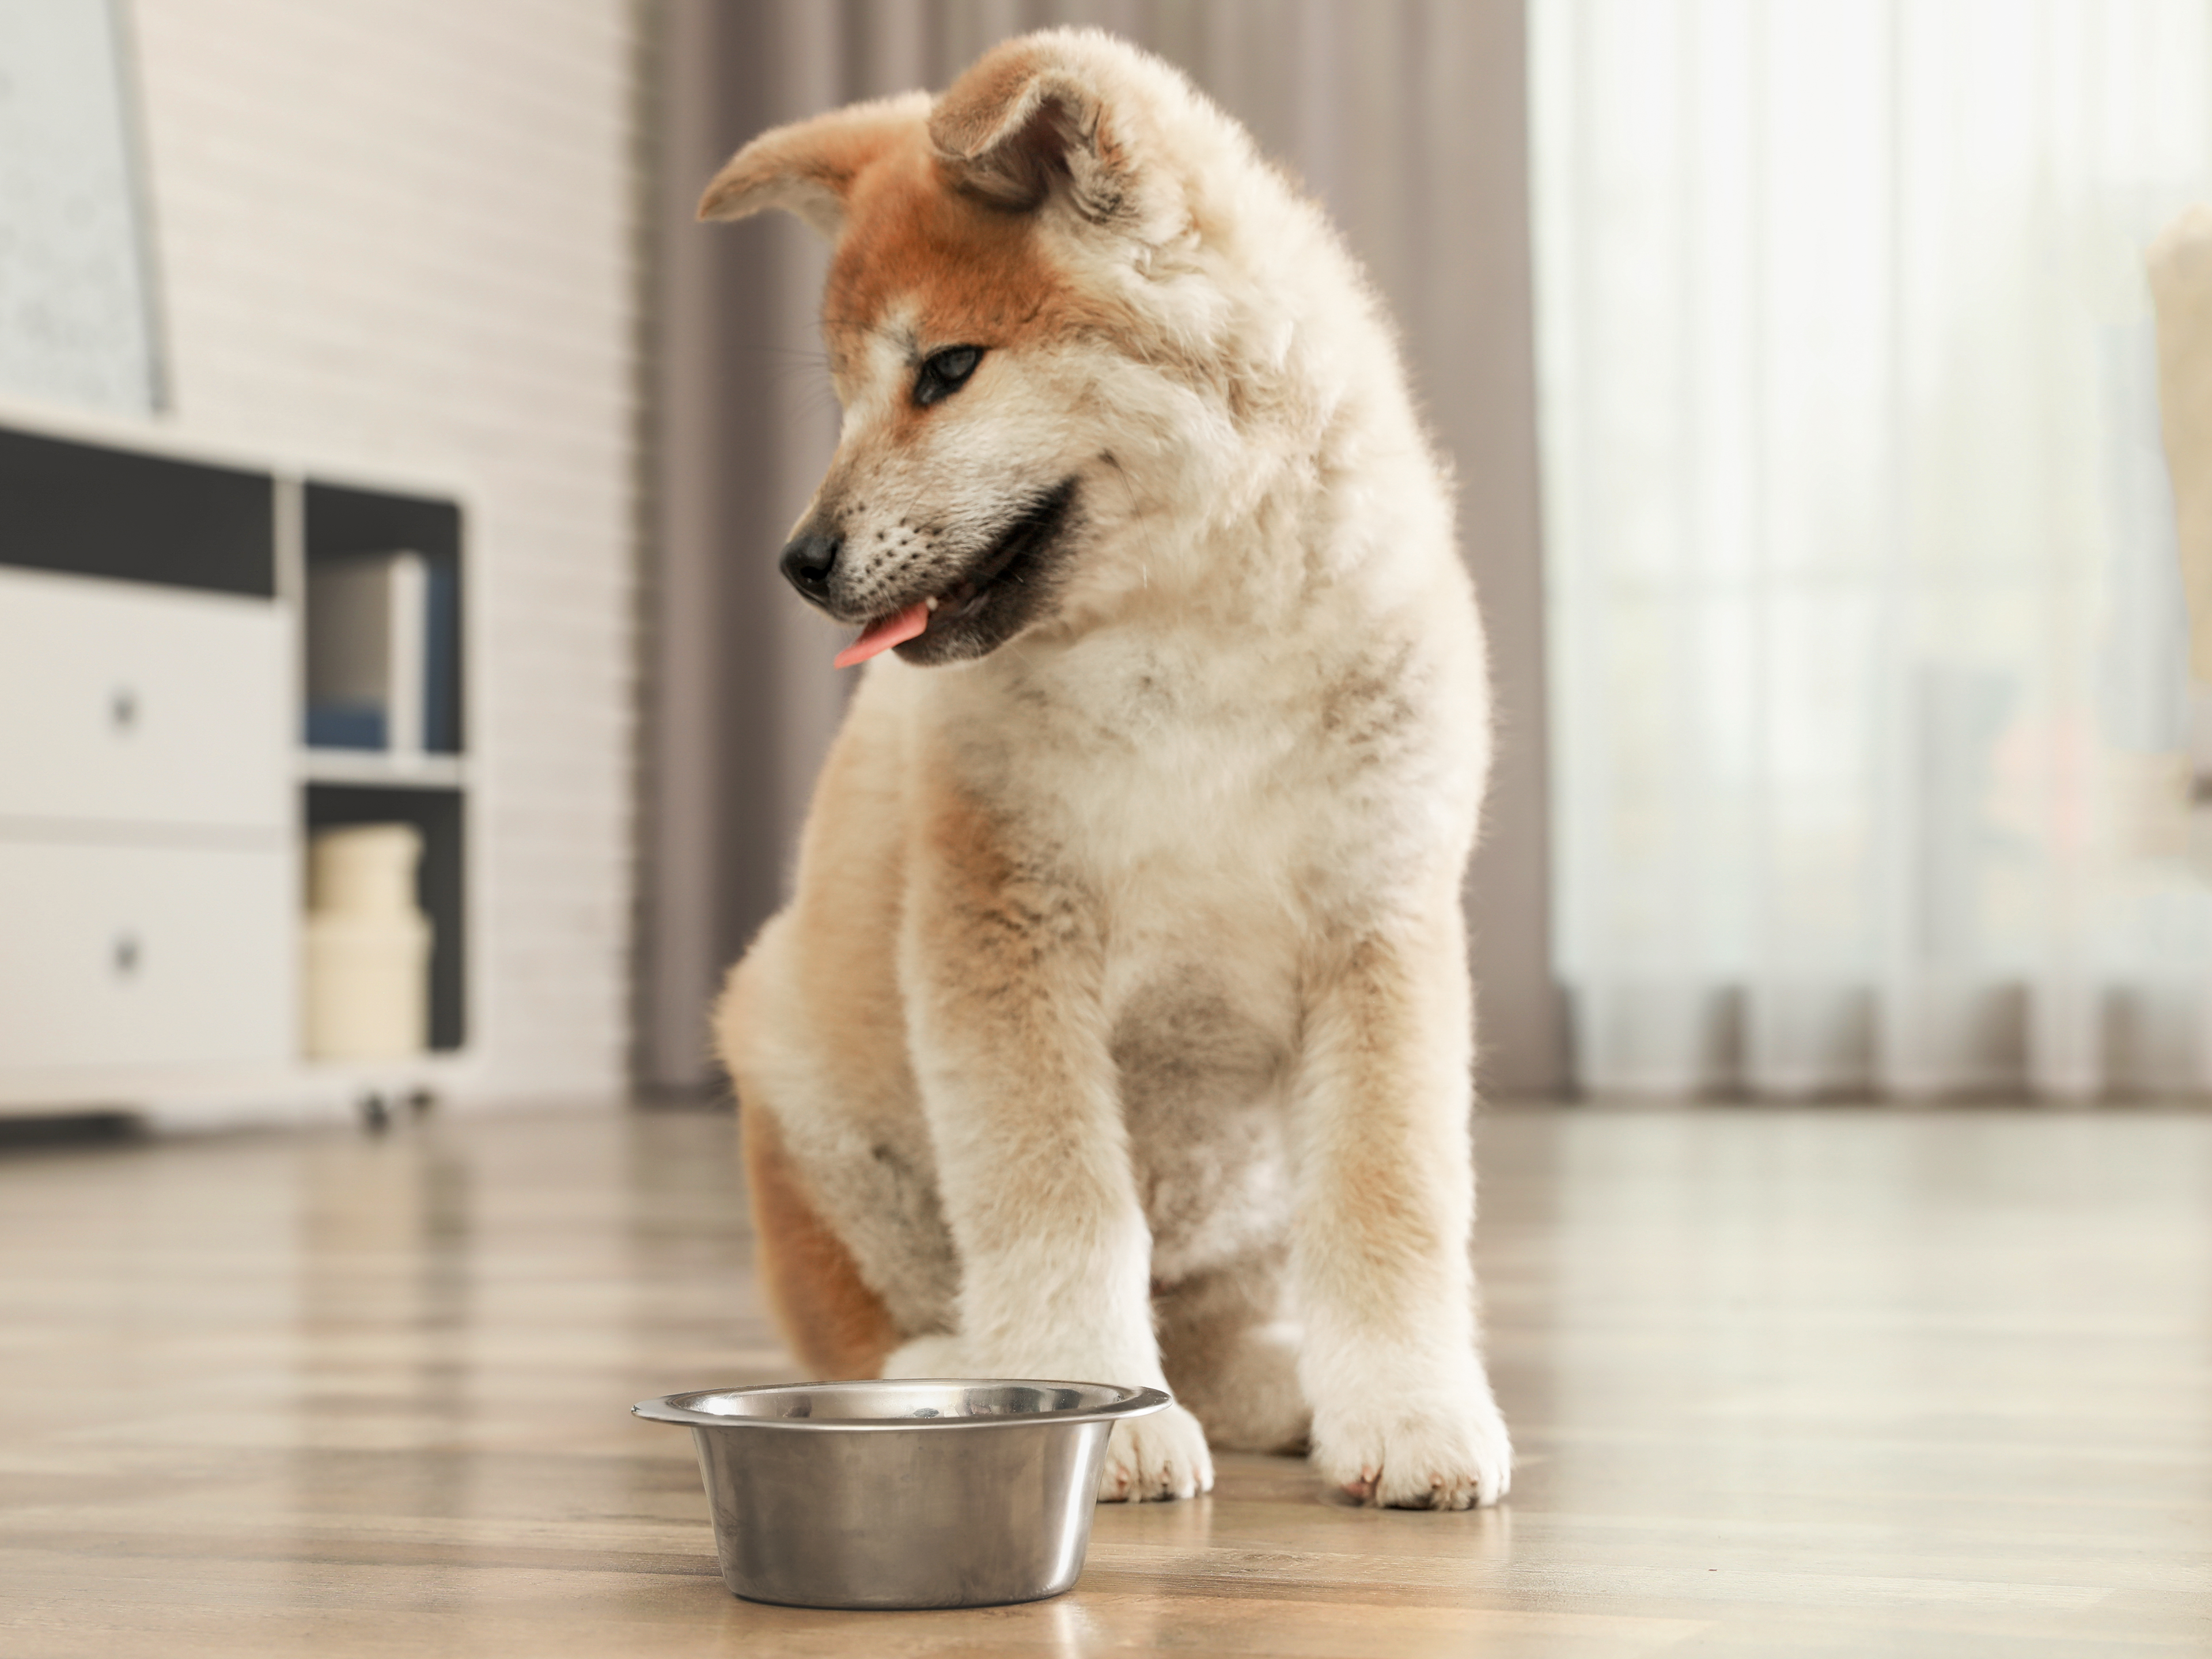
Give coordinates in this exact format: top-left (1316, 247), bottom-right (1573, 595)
top-left (0, 424), bottom-right (274, 597)
top-left (304, 482), bottom-right (461, 564)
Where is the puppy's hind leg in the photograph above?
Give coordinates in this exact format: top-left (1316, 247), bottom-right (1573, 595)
top-left (1157, 1251), bottom-right (1311, 1455)
top-left (738, 1100), bottom-right (902, 1380)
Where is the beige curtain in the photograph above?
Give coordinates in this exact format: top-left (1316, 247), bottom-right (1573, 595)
top-left (640, 1), bottom-right (1553, 1096)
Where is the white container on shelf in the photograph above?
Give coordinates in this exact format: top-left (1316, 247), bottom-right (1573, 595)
top-left (304, 824), bottom-right (431, 1060)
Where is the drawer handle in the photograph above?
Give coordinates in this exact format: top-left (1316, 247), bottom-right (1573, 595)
top-left (112, 933), bottom-right (141, 978)
top-left (110, 687), bottom-right (138, 732)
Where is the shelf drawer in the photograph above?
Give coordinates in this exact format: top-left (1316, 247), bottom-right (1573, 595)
top-left (0, 840), bottom-right (293, 1071)
top-left (0, 567), bottom-right (289, 831)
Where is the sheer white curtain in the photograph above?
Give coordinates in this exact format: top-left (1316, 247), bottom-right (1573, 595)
top-left (1532, 0), bottom-right (2212, 1099)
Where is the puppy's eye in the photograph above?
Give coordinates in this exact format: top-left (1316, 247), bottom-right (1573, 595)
top-left (914, 346), bottom-right (983, 408)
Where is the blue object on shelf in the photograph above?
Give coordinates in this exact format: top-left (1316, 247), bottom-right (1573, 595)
top-left (306, 702), bottom-right (386, 750)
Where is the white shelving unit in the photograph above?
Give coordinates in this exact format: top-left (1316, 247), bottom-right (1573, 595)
top-left (0, 398), bottom-right (478, 1124)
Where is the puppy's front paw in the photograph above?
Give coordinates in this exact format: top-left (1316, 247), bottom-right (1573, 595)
top-left (1097, 1401), bottom-right (1214, 1503)
top-left (1313, 1389), bottom-right (1512, 1510)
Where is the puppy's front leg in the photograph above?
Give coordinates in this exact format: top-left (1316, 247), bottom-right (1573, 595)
top-left (896, 787), bottom-right (1212, 1501)
top-left (1292, 905), bottom-right (1512, 1509)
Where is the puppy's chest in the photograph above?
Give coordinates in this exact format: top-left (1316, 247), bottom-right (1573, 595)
top-left (1014, 633), bottom-right (1397, 879)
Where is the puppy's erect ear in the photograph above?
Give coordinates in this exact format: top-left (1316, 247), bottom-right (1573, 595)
top-left (928, 31), bottom-right (1167, 232)
top-left (698, 92), bottom-right (931, 237)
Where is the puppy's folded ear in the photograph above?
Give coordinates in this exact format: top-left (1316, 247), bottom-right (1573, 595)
top-left (698, 92), bottom-right (931, 237)
top-left (928, 29), bottom-right (1174, 234)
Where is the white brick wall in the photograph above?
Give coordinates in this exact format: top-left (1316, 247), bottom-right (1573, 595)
top-left (130, 0), bottom-right (643, 1104)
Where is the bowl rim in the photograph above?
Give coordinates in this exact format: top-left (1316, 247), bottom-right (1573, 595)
top-left (631, 1377), bottom-right (1172, 1432)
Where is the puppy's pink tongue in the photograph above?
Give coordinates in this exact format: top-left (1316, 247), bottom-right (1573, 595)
top-left (832, 601), bottom-right (929, 669)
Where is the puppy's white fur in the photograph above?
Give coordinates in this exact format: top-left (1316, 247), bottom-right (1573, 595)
top-left (709, 29), bottom-right (1510, 1509)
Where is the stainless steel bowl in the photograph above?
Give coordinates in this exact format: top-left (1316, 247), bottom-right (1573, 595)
top-left (633, 1378), bottom-right (1170, 1609)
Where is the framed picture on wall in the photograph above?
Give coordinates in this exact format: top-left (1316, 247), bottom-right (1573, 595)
top-left (0, 0), bottom-right (164, 413)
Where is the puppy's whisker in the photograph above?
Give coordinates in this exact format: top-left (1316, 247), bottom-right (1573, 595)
top-left (1103, 450), bottom-right (1164, 599)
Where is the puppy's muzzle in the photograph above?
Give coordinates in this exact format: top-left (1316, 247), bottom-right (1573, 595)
top-left (779, 528), bottom-right (841, 607)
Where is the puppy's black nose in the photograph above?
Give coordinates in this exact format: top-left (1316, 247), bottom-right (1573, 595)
top-left (779, 529), bottom-right (842, 604)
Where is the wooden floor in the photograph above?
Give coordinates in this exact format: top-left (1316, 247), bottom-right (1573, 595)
top-left (2, 1103), bottom-right (2209, 1656)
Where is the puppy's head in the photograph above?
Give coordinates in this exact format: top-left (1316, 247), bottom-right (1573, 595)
top-left (700, 31), bottom-right (1204, 668)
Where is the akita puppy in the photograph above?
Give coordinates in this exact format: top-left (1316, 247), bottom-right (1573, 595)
top-left (706, 28), bottom-right (1511, 1508)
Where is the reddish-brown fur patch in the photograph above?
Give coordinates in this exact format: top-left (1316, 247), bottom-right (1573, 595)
top-left (698, 47), bottom-right (1128, 420)
top-left (738, 1101), bottom-right (899, 1380)
top-left (823, 131), bottom-right (1122, 388)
